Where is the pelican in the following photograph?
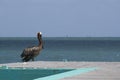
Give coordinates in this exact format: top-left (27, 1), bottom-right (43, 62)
top-left (21, 32), bottom-right (43, 62)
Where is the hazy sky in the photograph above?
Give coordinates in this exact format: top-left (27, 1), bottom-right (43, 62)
top-left (0, 0), bottom-right (120, 37)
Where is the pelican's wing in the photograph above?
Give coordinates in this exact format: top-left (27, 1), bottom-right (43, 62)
top-left (21, 47), bottom-right (34, 58)
top-left (21, 46), bottom-right (40, 57)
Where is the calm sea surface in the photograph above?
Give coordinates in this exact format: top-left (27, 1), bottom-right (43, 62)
top-left (0, 37), bottom-right (120, 64)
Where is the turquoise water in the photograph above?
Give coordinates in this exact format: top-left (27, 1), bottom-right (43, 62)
top-left (0, 67), bottom-right (73, 80)
top-left (0, 66), bottom-right (97, 80)
top-left (0, 37), bottom-right (120, 63)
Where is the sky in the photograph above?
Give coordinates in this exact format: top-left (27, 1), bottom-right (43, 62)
top-left (0, 0), bottom-right (120, 37)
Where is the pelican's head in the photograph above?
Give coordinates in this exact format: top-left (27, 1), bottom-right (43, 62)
top-left (37, 32), bottom-right (42, 39)
top-left (39, 32), bottom-right (42, 35)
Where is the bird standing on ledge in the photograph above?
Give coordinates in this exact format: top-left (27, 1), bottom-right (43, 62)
top-left (21, 32), bottom-right (43, 62)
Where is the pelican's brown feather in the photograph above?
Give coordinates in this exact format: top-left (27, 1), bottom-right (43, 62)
top-left (20, 32), bottom-right (43, 62)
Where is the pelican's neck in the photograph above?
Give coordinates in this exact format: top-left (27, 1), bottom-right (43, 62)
top-left (38, 37), bottom-right (42, 47)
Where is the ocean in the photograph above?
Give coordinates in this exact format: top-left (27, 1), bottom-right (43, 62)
top-left (0, 37), bottom-right (120, 64)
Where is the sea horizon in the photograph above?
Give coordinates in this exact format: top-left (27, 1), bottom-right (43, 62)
top-left (0, 37), bottom-right (120, 64)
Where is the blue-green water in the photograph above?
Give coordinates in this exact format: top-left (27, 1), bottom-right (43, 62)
top-left (0, 67), bottom-right (72, 80)
top-left (0, 37), bottom-right (120, 63)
